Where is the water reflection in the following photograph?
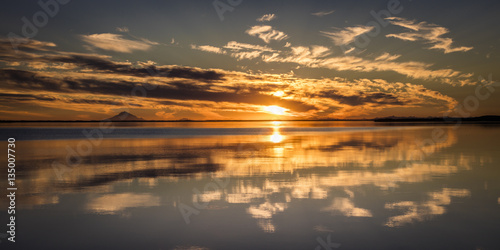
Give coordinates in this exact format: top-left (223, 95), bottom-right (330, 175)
top-left (5, 126), bottom-right (470, 208)
top-left (3, 122), bottom-right (500, 249)
top-left (87, 193), bottom-right (160, 215)
top-left (269, 121), bottom-right (284, 144)
top-left (322, 198), bottom-right (373, 217)
top-left (247, 202), bottom-right (287, 233)
top-left (384, 188), bottom-right (470, 227)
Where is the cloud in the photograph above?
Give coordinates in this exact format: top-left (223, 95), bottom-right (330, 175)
top-left (257, 14), bottom-right (276, 22)
top-left (0, 68), bottom-right (317, 116)
top-left (80, 33), bottom-right (158, 53)
top-left (262, 45), bottom-right (466, 82)
top-left (116, 27), bottom-right (129, 33)
top-left (223, 41), bottom-right (276, 52)
top-left (292, 45), bottom-right (331, 58)
top-left (0, 93), bottom-right (125, 106)
top-left (184, 38), bottom-right (475, 86)
top-left (0, 65), bottom-right (457, 119)
top-left (343, 47), bottom-right (355, 54)
top-left (222, 41), bottom-right (276, 60)
top-left (321, 25), bottom-right (375, 46)
top-left (185, 38), bottom-right (474, 85)
top-left (0, 37), bottom-right (56, 52)
top-left (245, 25), bottom-right (288, 43)
top-left (375, 52), bottom-right (401, 61)
top-left (191, 44), bottom-right (226, 54)
top-left (57, 55), bottom-right (222, 81)
top-left (386, 17), bottom-right (473, 53)
top-left (192, 41), bottom-right (276, 61)
top-left (311, 10), bottom-right (335, 17)
top-left (231, 51), bottom-right (263, 60)
top-left (0, 38), bottom-right (461, 120)
top-left (317, 90), bottom-right (406, 106)
top-left (268, 45), bottom-right (331, 65)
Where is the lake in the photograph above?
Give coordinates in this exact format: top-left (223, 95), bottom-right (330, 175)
top-left (0, 121), bottom-right (499, 249)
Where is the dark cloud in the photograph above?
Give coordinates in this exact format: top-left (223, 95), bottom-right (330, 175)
top-left (0, 92), bottom-right (128, 106)
top-left (0, 93), bottom-right (56, 101)
top-left (0, 38), bottom-right (225, 82)
top-left (0, 69), bottom-right (316, 112)
top-left (317, 90), bottom-right (406, 106)
top-left (52, 54), bottom-right (225, 81)
top-left (66, 98), bottom-right (127, 106)
top-left (1, 69), bottom-right (63, 91)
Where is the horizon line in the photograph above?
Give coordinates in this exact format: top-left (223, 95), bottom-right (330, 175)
top-left (1, 115), bottom-right (500, 123)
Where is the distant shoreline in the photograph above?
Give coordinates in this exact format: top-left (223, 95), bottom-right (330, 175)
top-left (1, 115), bottom-right (499, 123)
top-left (0, 119), bottom-right (369, 123)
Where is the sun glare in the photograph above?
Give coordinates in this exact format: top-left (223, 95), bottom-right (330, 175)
top-left (264, 105), bottom-right (288, 115)
top-left (270, 132), bottom-right (283, 143)
top-left (273, 91), bottom-right (285, 97)
top-left (269, 122), bottom-right (284, 143)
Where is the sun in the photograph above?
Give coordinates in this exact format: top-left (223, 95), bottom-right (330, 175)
top-left (263, 105), bottom-right (288, 115)
top-left (272, 91), bottom-right (285, 97)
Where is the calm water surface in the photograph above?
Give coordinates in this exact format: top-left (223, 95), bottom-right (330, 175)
top-left (0, 121), bottom-right (499, 249)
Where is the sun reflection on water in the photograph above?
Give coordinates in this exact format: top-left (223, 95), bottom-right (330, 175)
top-left (269, 121), bottom-right (284, 143)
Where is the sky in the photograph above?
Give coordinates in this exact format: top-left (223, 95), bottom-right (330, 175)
top-left (0, 0), bottom-right (499, 120)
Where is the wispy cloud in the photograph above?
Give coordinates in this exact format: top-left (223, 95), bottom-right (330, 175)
top-left (116, 27), bottom-right (129, 33)
top-left (259, 44), bottom-right (468, 83)
top-left (343, 47), bottom-right (355, 54)
top-left (311, 10), bottom-right (335, 17)
top-left (375, 52), bottom-right (401, 61)
top-left (0, 38), bottom-right (465, 120)
top-left (192, 41), bottom-right (276, 61)
top-left (80, 33), bottom-right (158, 53)
top-left (386, 17), bottom-right (473, 53)
top-left (245, 25), bottom-right (288, 43)
top-left (257, 14), bottom-right (276, 22)
top-left (223, 41), bottom-right (276, 60)
top-left (321, 25), bottom-right (374, 46)
top-left (223, 41), bottom-right (276, 52)
top-left (191, 44), bottom-right (226, 54)
top-left (187, 38), bottom-right (474, 85)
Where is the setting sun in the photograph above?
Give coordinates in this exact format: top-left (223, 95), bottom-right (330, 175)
top-left (263, 105), bottom-right (288, 115)
top-left (273, 90), bottom-right (285, 97)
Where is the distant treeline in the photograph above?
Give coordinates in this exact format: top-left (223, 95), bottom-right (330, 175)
top-left (373, 115), bottom-right (500, 122)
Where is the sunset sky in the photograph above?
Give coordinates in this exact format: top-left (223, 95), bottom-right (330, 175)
top-left (1, 0), bottom-right (499, 120)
